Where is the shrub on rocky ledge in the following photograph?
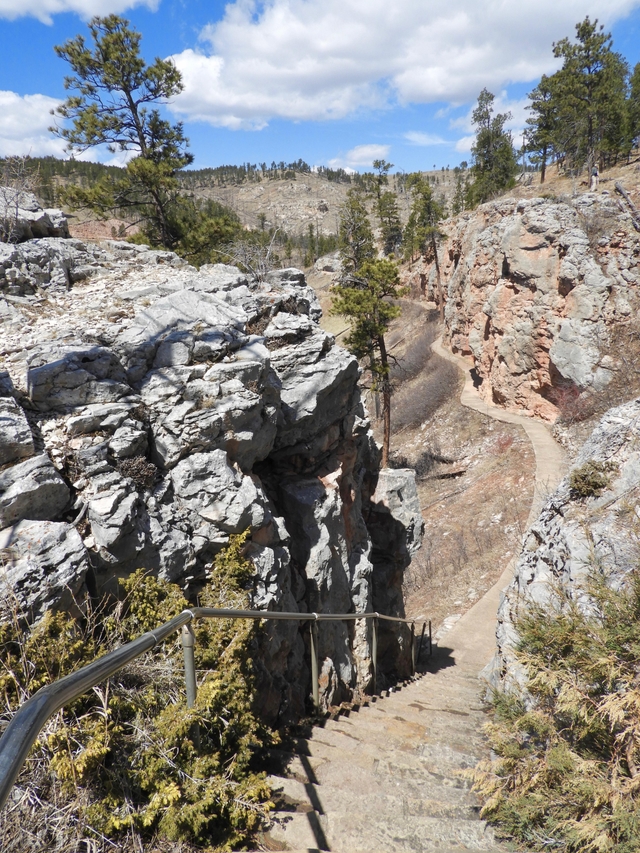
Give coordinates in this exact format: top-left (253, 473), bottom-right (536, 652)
top-left (473, 568), bottom-right (640, 852)
top-left (568, 459), bottom-right (617, 497)
top-left (0, 533), bottom-right (273, 852)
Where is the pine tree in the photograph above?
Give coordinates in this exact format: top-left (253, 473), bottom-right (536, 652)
top-left (551, 17), bottom-right (629, 171)
top-left (451, 162), bottom-right (469, 214)
top-left (338, 187), bottom-right (375, 274)
top-left (377, 190), bottom-right (403, 255)
top-left (404, 174), bottom-right (447, 317)
top-left (51, 15), bottom-right (193, 248)
top-left (629, 63), bottom-right (640, 151)
top-left (368, 160), bottom-right (402, 255)
top-left (526, 76), bottom-right (557, 183)
top-left (331, 258), bottom-right (404, 467)
top-left (468, 89), bottom-right (517, 205)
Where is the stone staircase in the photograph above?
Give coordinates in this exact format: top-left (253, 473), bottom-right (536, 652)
top-left (249, 654), bottom-right (508, 852)
top-left (238, 338), bottom-right (566, 853)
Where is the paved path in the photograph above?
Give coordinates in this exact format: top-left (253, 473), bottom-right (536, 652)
top-left (431, 336), bottom-right (566, 529)
top-left (250, 339), bottom-right (567, 853)
top-left (429, 336), bottom-right (566, 672)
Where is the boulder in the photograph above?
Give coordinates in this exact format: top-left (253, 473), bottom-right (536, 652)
top-left (271, 328), bottom-right (360, 451)
top-left (0, 398), bottom-right (34, 466)
top-left (366, 467), bottom-right (424, 679)
top-left (87, 472), bottom-right (145, 563)
top-left (171, 449), bottom-right (267, 554)
top-left (0, 520), bottom-right (88, 619)
top-left (0, 249), bottom-right (423, 722)
top-left (266, 268), bottom-right (307, 287)
top-left (0, 454), bottom-right (70, 528)
top-left (0, 188), bottom-right (69, 242)
top-left (27, 344), bottom-right (130, 411)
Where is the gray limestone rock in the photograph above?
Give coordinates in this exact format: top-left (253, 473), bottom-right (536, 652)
top-left (0, 188), bottom-right (69, 242)
top-left (550, 319), bottom-right (612, 390)
top-left (136, 337), bottom-right (280, 471)
top-left (264, 312), bottom-right (314, 345)
top-left (66, 401), bottom-right (138, 437)
top-left (27, 344), bottom-right (130, 411)
top-left (171, 449), bottom-right (267, 553)
top-left (366, 468), bottom-right (424, 680)
top-left (0, 237), bottom-right (100, 297)
top-left (0, 454), bottom-right (70, 528)
top-left (0, 249), bottom-right (422, 723)
top-left (490, 397), bottom-right (640, 694)
top-left (0, 520), bottom-right (88, 619)
top-left (87, 472), bottom-right (145, 563)
top-left (370, 468), bottom-right (424, 560)
top-left (266, 268), bottom-right (307, 287)
top-left (116, 289), bottom-right (248, 383)
top-left (271, 328), bottom-right (360, 450)
top-left (195, 263), bottom-right (249, 291)
top-left (108, 423), bottom-right (148, 458)
top-left (0, 398), bottom-right (34, 466)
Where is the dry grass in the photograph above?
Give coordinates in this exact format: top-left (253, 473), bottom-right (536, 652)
top-left (398, 398), bottom-right (532, 631)
top-left (366, 299), bottom-right (534, 633)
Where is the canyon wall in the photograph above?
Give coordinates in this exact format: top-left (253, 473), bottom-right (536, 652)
top-left (411, 192), bottom-right (640, 420)
top-left (488, 397), bottom-right (640, 692)
top-left (0, 213), bottom-right (422, 721)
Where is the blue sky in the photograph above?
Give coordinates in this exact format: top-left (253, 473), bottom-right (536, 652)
top-left (1, 0), bottom-right (640, 173)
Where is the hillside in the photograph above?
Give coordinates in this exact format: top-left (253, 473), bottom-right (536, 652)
top-left (8, 156), bottom-right (459, 244)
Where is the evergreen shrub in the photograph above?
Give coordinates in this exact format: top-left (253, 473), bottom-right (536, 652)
top-left (0, 532), bottom-right (274, 852)
top-left (473, 568), bottom-right (640, 852)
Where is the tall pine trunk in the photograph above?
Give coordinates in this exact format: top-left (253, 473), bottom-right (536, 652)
top-left (379, 335), bottom-right (391, 468)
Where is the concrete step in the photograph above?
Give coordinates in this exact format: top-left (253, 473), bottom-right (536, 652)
top-left (264, 808), bottom-right (503, 852)
top-left (268, 772), bottom-right (480, 821)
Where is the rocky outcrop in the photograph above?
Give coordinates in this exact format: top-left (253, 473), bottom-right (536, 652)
top-left (411, 193), bottom-right (639, 420)
top-left (488, 397), bottom-right (640, 693)
top-left (0, 188), bottom-right (69, 243)
top-left (0, 239), bottom-right (422, 720)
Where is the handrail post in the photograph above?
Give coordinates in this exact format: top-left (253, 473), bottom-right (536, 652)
top-left (417, 621), bottom-right (427, 666)
top-left (410, 622), bottom-right (416, 675)
top-left (372, 616), bottom-right (378, 694)
top-left (310, 619), bottom-right (320, 714)
top-left (181, 623), bottom-right (197, 708)
top-left (429, 619), bottom-right (433, 657)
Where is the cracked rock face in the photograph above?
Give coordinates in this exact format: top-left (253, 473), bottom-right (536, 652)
top-left (488, 397), bottom-right (640, 694)
top-left (0, 239), bottom-right (422, 721)
top-left (410, 194), bottom-right (640, 420)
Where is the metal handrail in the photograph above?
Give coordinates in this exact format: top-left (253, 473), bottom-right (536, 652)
top-left (0, 606), bottom-right (431, 811)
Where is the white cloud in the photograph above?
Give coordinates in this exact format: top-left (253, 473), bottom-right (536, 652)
top-left (0, 90), bottom-right (155, 163)
top-left (0, 0), bottom-right (158, 24)
top-left (0, 91), bottom-right (69, 158)
top-left (170, 0), bottom-right (640, 129)
top-left (328, 144), bottom-right (391, 170)
top-left (455, 135), bottom-right (475, 153)
top-left (405, 131), bottom-right (447, 146)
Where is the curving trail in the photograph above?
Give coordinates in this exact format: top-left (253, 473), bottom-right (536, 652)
top-left (250, 338), bottom-right (568, 853)
top-left (430, 335), bottom-right (567, 670)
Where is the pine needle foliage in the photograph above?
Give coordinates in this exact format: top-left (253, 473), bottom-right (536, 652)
top-left (0, 532), bottom-right (273, 852)
top-left (331, 256), bottom-right (406, 467)
top-left (473, 568), bottom-right (640, 852)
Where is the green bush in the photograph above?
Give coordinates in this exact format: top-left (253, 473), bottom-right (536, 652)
top-left (0, 532), bottom-right (274, 852)
top-left (473, 568), bottom-right (640, 852)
